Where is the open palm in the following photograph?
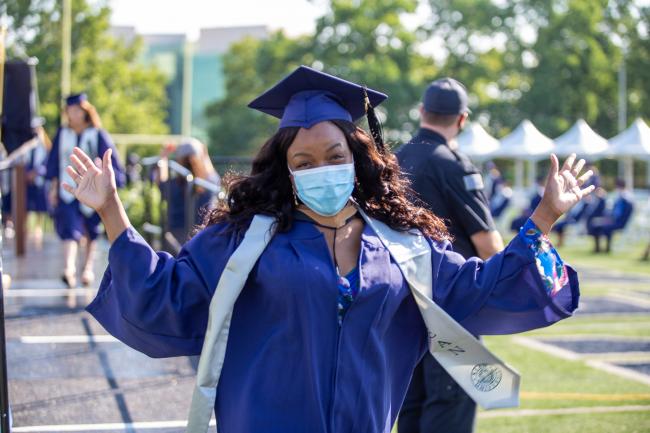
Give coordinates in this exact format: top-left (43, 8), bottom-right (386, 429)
top-left (62, 147), bottom-right (116, 212)
top-left (541, 153), bottom-right (595, 219)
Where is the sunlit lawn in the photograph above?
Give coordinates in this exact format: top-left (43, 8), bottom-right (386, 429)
top-left (557, 242), bottom-right (650, 277)
top-left (397, 231), bottom-right (650, 433)
top-left (473, 334), bottom-right (650, 432)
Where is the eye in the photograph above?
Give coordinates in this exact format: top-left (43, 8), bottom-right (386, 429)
top-left (295, 162), bottom-right (311, 170)
top-left (330, 153), bottom-right (345, 161)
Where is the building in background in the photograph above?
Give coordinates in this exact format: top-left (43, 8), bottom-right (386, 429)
top-left (110, 25), bottom-right (269, 139)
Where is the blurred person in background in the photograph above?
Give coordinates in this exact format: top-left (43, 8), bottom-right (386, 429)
top-left (587, 179), bottom-right (634, 253)
top-left (0, 119), bottom-right (52, 244)
top-left (124, 152), bottom-right (142, 186)
top-left (46, 93), bottom-right (125, 288)
top-left (396, 78), bottom-right (504, 433)
top-left (510, 175), bottom-right (545, 232)
top-left (552, 166), bottom-right (606, 248)
top-left (485, 162), bottom-right (512, 219)
top-left (25, 119), bottom-right (52, 249)
top-left (162, 138), bottom-right (221, 246)
top-left (484, 161), bottom-right (503, 200)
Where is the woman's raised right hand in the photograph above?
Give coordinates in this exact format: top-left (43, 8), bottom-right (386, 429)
top-left (62, 147), bottom-right (117, 212)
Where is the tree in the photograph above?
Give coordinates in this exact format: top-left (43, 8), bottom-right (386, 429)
top-left (205, 33), bottom-right (314, 156)
top-left (2, 0), bottom-right (169, 137)
top-left (424, 0), bottom-right (648, 137)
top-left (205, 0), bottom-right (436, 156)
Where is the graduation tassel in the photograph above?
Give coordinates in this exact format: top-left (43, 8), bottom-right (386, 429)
top-left (363, 86), bottom-right (385, 152)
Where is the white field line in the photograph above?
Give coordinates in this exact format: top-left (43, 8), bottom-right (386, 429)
top-left (586, 360), bottom-right (650, 387)
top-left (3, 288), bottom-right (96, 297)
top-left (478, 404), bottom-right (650, 419)
top-left (5, 279), bottom-right (69, 290)
top-left (535, 321), bottom-right (650, 332)
top-left (533, 335), bottom-right (650, 342)
top-left (512, 336), bottom-right (650, 386)
top-left (511, 336), bottom-right (581, 361)
top-left (19, 335), bottom-right (118, 344)
top-left (584, 352), bottom-right (650, 362)
top-left (12, 419), bottom-right (215, 432)
top-left (604, 293), bottom-right (650, 309)
top-left (574, 312), bottom-right (648, 318)
top-left (11, 406), bottom-right (650, 430)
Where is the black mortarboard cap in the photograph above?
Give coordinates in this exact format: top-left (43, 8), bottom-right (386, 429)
top-left (65, 92), bottom-right (87, 106)
top-left (248, 65), bottom-right (388, 129)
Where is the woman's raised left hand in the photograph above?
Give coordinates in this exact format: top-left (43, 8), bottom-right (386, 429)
top-left (531, 153), bottom-right (595, 234)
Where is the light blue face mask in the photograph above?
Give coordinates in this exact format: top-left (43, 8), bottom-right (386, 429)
top-left (290, 163), bottom-right (355, 217)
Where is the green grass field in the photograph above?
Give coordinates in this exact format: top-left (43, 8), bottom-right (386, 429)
top-left (557, 243), bottom-right (650, 277)
top-left (443, 235), bottom-right (650, 432)
top-left (474, 335), bottom-right (650, 432)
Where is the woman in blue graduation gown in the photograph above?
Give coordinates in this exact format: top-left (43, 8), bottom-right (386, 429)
top-left (64, 67), bottom-right (593, 433)
top-left (26, 123), bottom-right (52, 248)
top-left (46, 93), bottom-right (125, 287)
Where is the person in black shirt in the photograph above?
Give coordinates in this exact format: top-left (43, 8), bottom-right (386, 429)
top-left (396, 78), bottom-right (504, 433)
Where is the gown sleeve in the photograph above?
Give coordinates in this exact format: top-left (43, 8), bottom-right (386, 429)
top-left (431, 218), bottom-right (580, 336)
top-left (86, 223), bottom-right (241, 358)
top-left (45, 128), bottom-right (61, 180)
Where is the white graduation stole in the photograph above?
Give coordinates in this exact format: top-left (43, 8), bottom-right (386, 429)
top-left (359, 211), bottom-right (520, 409)
top-left (186, 213), bottom-right (520, 433)
top-left (58, 127), bottom-right (98, 216)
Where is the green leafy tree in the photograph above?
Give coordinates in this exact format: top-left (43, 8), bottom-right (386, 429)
top-left (205, 0), bottom-right (435, 156)
top-left (425, 0), bottom-right (648, 137)
top-left (2, 0), bottom-right (169, 136)
top-left (205, 33), bottom-right (313, 156)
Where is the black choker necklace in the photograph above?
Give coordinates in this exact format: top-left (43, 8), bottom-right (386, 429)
top-left (294, 210), bottom-right (359, 230)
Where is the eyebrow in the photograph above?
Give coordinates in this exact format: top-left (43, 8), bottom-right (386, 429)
top-left (291, 142), bottom-right (344, 159)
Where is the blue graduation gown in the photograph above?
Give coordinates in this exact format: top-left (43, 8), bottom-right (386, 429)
top-left (87, 218), bottom-right (579, 433)
top-left (26, 145), bottom-right (50, 212)
top-left (46, 127), bottom-right (126, 240)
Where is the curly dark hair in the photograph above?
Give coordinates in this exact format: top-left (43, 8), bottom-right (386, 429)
top-left (203, 120), bottom-right (449, 241)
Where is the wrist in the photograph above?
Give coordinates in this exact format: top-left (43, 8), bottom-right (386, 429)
top-left (97, 192), bottom-right (122, 219)
top-left (530, 207), bottom-right (558, 235)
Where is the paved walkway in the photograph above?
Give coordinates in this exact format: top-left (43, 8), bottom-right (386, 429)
top-left (2, 234), bottom-right (196, 432)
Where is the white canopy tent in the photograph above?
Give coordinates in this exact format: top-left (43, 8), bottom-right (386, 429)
top-left (455, 122), bottom-right (500, 159)
top-left (553, 119), bottom-right (609, 158)
top-left (607, 118), bottom-right (650, 188)
top-left (493, 120), bottom-right (555, 189)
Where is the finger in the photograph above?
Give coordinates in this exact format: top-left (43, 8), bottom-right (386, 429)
top-left (61, 182), bottom-right (76, 194)
top-left (577, 169), bottom-right (593, 186)
top-left (70, 154), bottom-right (87, 176)
top-left (94, 157), bottom-right (102, 169)
top-left (65, 166), bottom-right (82, 184)
top-left (580, 184), bottom-right (596, 197)
top-left (561, 153), bottom-right (576, 172)
top-left (549, 153), bottom-right (559, 177)
top-left (102, 149), bottom-right (115, 177)
top-left (73, 147), bottom-right (98, 171)
top-left (572, 158), bottom-right (585, 176)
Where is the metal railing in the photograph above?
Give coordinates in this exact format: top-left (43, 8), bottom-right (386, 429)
top-left (139, 156), bottom-right (225, 255)
top-left (0, 136), bottom-right (38, 433)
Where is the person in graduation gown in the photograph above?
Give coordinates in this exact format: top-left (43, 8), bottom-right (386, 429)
top-left (509, 175), bottom-right (545, 232)
top-left (587, 178), bottom-right (634, 253)
top-left (45, 93), bottom-right (125, 287)
top-left (25, 121), bottom-right (52, 248)
top-left (161, 138), bottom-right (221, 247)
top-left (64, 66), bottom-right (594, 433)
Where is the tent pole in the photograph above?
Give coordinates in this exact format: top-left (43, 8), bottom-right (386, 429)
top-left (515, 159), bottom-right (524, 191)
